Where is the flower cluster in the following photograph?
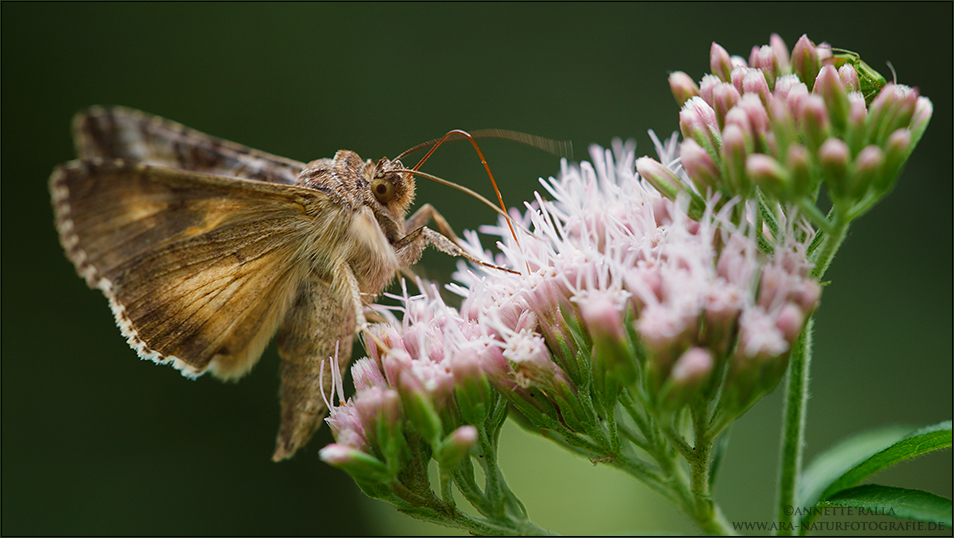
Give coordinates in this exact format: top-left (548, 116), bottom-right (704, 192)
top-left (453, 138), bottom-right (820, 428)
top-left (316, 34), bottom-right (932, 535)
top-left (321, 132), bottom-right (820, 521)
top-left (655, 34), bottom-right (931, 221)
top-left (318, 284), bottom-right (490, 487)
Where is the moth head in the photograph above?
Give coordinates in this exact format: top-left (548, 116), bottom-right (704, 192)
top-left (367, 157), bottom-right (415, 215)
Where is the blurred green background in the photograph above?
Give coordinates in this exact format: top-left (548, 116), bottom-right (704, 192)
top-left (2, 3), bottom-right (950, 535)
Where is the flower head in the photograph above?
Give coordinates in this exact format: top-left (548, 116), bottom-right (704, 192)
top-left (648, 34), bottom-right (931, 215)
top-left (313, 34), bottom-right (933, 536)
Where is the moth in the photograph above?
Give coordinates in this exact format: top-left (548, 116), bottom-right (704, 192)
top-left (50, 106), bottom-right (552, 460)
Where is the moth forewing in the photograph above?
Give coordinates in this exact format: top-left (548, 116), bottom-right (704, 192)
top-left (50, 159), bottom-right (341, 381)
top-left (73, 106), bottom-right (305, 184)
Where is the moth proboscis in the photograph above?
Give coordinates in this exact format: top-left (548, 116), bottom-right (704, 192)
top-left (50, 106), bottom-right (568, 461)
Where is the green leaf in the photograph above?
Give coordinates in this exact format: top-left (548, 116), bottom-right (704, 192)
top-left (799, 421), bottom-right (952, 517)
top-left (798, 424), bottom-right (912, 510)
top-left (820, 484), bottom-right (952, 527)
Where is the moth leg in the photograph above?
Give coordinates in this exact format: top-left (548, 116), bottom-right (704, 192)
top-left (339, 262), bottom-right (393, 355)
top-left (404, 203), bottom-right (463, 244)
top-left (398, 203), bottom-right (518, 274)
top-left (274, 275), bottom-right (354, 461)
top-left (399, 266), bottom-right (421, 285)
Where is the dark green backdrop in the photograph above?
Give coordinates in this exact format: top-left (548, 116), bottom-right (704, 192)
top-left (2, 3), bottom-right (951, 535)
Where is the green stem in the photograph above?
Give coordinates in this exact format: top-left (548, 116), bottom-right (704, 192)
top-left (810, 215), bottom-right (849, 279)
top-left (774, 319), bottom-right (813, 535)
top-left (773, 214), bottom-right (847, 534)
top-left (685, 406), bottom-right (738, 536)
top-left (701, 506), bottom-right (737, 536)
top-left (774, 214), bottom-right (846, 534)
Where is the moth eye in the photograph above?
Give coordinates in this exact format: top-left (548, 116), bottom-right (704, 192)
top-left (371, 178), bottom-right (395, 203)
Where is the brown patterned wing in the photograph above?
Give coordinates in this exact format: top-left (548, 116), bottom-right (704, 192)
top-left (273, 275), bottom-right (357, 460)
top-left (50, 158), bottom-right (348, 380)
top-left (73, 106), bottom-right (306, 185)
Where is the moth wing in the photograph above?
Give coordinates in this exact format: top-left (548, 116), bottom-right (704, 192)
top-left (73, 106), bottom-right (307, 185)
top-left (51, 159), bottom-right (347, 379)
top-left (273, 274), bottom-right (357, 460)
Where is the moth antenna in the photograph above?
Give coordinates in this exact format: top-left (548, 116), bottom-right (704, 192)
top-left (401, 130), bottom-right (520, 252)
top-left (885, 60), bottom-right (897, 84)
top-left (392, 168), bottom-right (531, 236)
top-left (394, 129), bottom-right (572, 161)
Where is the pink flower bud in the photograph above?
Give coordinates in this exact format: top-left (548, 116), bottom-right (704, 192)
top-left (449, 342), bottom-right (493, 407)
top-left (724, 107), bottom-right (754, 148)
top-left (637, 303), bottom-right (695, 379)
top-left (397, 368), bottom-right (445, 443)
top-left (775, 303), bottom-right (805, 344)
top-left (849, 145), bottom-right (884, 199)
top-left (792, 280), bottom-right (822, 314)
top-left (319, 444), bottom-right (389, 482)
top-left (755, 45), bottom-right (780, 88)
top-left (845, 92), bottom-right (868, 154)
top-left (875, 129), bottom-right (913, 193)
top-left (768, 95), bottom-right (797, 158)
top-left (746, 154), bottom-right (790, 197)
top-left (814, 65), bottom-right (850, 132)
top-left (745, 45), bottom-right (759, 71)
top-left (318, 443), bottom-right (360, 465)
top-left (743, 69), bottom-right (772, 105)
top-left (717, 235), bottom-right (759, 287)
top-left (785, 144), bottom-right (811, 198)
top-left (452, 425), bottom-right (477, 445)
top-left (712, 82), bottom-right (741, 129)
top-left (636, 156), bottom-right (683, 201)
top-left (798, 94), bottom-right (830, 151)
top-left (326, 403), bottom-right (368, 450)
top-left (838, 64), bottom-right (860, 92)
top-left (737, 93), bottom-right (770, 135)
top-left (354, 386), bottom-right (402, 443)
top-left (437, 425), bottom-right (478, 469)
top-left (791, 34), bottom-right (820, 88)
top-left (819, 138), bottom-right (850, 199)
top-left (703, 285), bottom-right (743, 355)
top-left (816, 42), bottom-right (833, 64)
top-left (868, 84), bottom-right (918, 145)
top-left (578, 293), bottom-right (626, 344)
top-left (909, 96), bottom-right (933, 146)
top-left (698, 74), bottom-right (721, 107)
top-left (730, 55), bottom-right (748, 69)
top-left (670, 347), bottom-right (715, 387)
top-left (658, 347), bottom-right (716, 409)
top-left (381, 347), bottom-right (413, 387)
top-left (503, 329), bottom-right (560, 389)
top-left (680, 138), bottom-right (722, 193)
top-left (669, 71), bottom-right (700, 107)
top-left (773, 75), bottom-right (807, 102)
top-left (783, 83), bottom-right (811, 124)
top-left (710, 42), bottom-right (733, 81)
top-left (770, 33), bottom-right (791, 73)
top-left (730, 65), bottom-right (749, 94)
top-left (721, 124), bottom-right (749, 195)
top-left (352, 357), bottom-right (388, 390)
top-left (369, 323), bottom-right (407, 363)
top-left (679, 97), bottom-right (722, 155)
top-left (737, 308), bottom-right (789, 360)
